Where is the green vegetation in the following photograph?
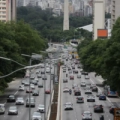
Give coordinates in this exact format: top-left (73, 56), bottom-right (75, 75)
top-left (77, 17), bottom-right (120, 92)
top-left (0, 21), bottom-right (47, 93)
top-left (17, 6), bottom-right (93, 41)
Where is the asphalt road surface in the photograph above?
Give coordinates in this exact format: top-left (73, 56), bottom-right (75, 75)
top-left (60, 56), bottom-right (119, 120)
top-left (0, 62), bottom-right (57, 120)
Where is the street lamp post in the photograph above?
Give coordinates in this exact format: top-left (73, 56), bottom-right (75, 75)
top-left (21, 54), bottom-right (42, 120)
top-left (44, 59), bottom-right (46, 120)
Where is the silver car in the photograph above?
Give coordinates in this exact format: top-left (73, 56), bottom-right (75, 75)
top-left (19, 85), bottom-right (24, 91)
top-left (8, 106), bottom-right (18, 115)
top-left (82, 111), bottom-right (92, 120)
top-left (16, 97), bottom-right (24, 105)
top-left (0, 104), bottom-right (5, 114)
top-left (32, 112), bottom-right (42, 120)
top-left (37, 104), bottom-right (45, 113)
top-left (87, 95), bottom-right (95, 102)
top-left (81, 82), bottom-right (86, 87)
top-left (64, 102), bottom-right (73, 110)
top-left (76, 96), bottom-right (84, 103)
top-left (85, 90), bottom-right (92, 94)
top-left (77, 74), bottom-right (81, 78)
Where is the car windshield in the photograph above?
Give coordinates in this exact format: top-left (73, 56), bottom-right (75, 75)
top-left (39, 105), bottom-right (44, 108)
top-left (17, 98), bottom-right (23, 100)
top-left (9, 95), bottom-right (14, 98)
top-left (33, 112), bottom-right (41, 116)
top-left (10, 106), bottom-right (16, 110)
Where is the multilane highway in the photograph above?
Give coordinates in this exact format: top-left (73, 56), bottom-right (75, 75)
top-left (0, 61), bottom-right (57, 120)
top-left (60, 54), bottom-right (120, 120)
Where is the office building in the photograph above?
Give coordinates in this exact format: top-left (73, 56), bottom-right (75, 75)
top-left (0, 0), bottom-right (16, 22)
top-left (93, 0), bottom-right (105, 40)
top-left (111, 0), bottom-right (120, 28)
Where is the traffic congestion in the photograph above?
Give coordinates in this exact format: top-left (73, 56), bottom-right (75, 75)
top-left (0, 60), bottom-right (57, 120)
top-left (60, 48), bottom-right (120, 120)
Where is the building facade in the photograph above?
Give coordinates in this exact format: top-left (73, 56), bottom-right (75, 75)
top-left (93, 0), bottom-right (105, 40)
top-left (111, 0), bottom-right (120, 28)
top-left (0, 0), bottom-right (16, 22)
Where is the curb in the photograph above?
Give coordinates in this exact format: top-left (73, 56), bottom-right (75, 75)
top-left (56, 66), bottom-right (62, 120)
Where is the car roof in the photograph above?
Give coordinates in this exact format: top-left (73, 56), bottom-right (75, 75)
top-left (84, 111), bottom-right (91, 113)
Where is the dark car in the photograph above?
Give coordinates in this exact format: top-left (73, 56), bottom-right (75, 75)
top-left (109, 105), bottom-right (117, 114)
top-left (32, 90), bottom-right (39, 96)
top-left (94, 105), bottom-right (103, 113)
top-left (31, 80), bottom-right (38, 85)
top-left (99, 94), bottom-right (106, 100)
top-left (92, 86), bottom-right (98, 92)
top-left (70, 75), bottom-right (74, 80)
top-left (7, 95), bottom-right (15, 102)
top-left (26, 88), bottom-right (32, 93)
top-left (72, 66), bottom-right (75, 69)
top-left (77, 65), bottom-right (81, 68)
top-left (73, 70), bottom-right (78, 74)
top-left (41, 71), bottom-right (45, 74)
top-left (63, 79), bottom-right (68, 83)
top-left (74, 90), bottom-right (81, 96)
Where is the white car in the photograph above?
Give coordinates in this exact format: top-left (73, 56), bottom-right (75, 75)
top-left (30, 84), bottom-right (35, 89)
top-left (32, 112), bottom-right (42, 120)
top-left (46, 67), bottom-right (50, 73)
top-left (19, 85), bottom-right (24, 91)
top-left (85, 75), bottom-right (90, 79)
top-left (76, 96), bottom-right (84, 103)
top-left (34, 77), bottom-right (39, 82)
top-left (36, 70), bottom-right (39, 74)
top-left (63, 87), bottom-right (69, 92)
top-left (80, 82), bottom-right (86, 87)
top-left (82, 111), bottom-right (92, 120)
top-left (37, 104), bottom-right (45, 113)
top-left (16, 97), bottom-right (24, 105)
top-left (0, 104), bottom-right (5, 114)
top-left (64, 102), bottom-right (73, 110)
top-left (85, 90), bottom-right (92, 94)
top-left (87, 95), bottom-right (95, 102)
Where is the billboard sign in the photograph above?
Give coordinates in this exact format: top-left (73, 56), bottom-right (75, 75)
top-left (97, 29), bottom-right (108, 39)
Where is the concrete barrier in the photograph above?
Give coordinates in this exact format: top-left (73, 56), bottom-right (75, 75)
top-left (47, 90), bottom-right (54, 120)
top-left (56, 66), bottom-right (62, 120)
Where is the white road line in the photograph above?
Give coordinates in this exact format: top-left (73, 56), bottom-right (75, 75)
top-left (90, 78), bottom-right (112, 104)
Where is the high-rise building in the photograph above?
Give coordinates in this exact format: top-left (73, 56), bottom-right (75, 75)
top-left (0, 0), bottom-right (16, 22)
top-left (93, 0), bottom-right (105, 40)
top-left (111, 0), bottom-right (120, 28)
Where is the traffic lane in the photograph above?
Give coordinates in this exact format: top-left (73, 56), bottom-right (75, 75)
top-left (61, 71), bottom-right (76, 120)
top-left (0, 78), bottom-right (23, 103)
top-left (0, 75), bottom-right (50, 120)
top-left (79, 71), bottom-right (114, 120)
top-left (65, 63), bottom-right (114, 120)
top-left (89, 75), bottom-right (120, 103)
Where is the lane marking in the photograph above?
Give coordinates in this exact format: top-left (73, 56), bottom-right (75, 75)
top-left (90, 78), bottom-right (112, 104)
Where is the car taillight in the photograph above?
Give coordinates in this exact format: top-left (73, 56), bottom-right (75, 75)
top-left (82, 98), bottom-right (84, 100)
top-left (90, 114), bottom-right (92, 116)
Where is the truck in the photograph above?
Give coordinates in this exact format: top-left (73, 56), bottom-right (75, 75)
top-left (104, 85), bottom-right (118, 97)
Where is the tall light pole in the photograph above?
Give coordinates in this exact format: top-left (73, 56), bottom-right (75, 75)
top-left (21, 53), bottom-right (42, 120)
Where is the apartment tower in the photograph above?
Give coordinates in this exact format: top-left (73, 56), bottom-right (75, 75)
top-left (111, 0), bottom-right (120, 28)
top-left (0, 0), bottom-right (16, 22)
